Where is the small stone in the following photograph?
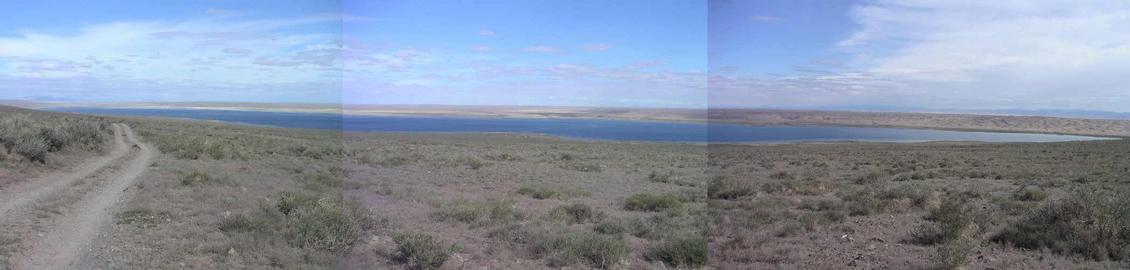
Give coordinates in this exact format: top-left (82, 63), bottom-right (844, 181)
top-left (228, 247), bottom-right (238, 256)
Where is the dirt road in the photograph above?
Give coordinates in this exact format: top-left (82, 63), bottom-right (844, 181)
top-left (0, 124), bottom-right (155, 270)
top-left (0, 124), bottom-right (128, 216)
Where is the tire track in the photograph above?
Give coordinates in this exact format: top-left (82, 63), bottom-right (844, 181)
top-left (13, 124), bottom-right (156, 270)
top-left (0, 124), bottom-right (127, 217)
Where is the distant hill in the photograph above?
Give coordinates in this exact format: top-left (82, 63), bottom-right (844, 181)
top-left (710, 109), bottom-right (1130, 137)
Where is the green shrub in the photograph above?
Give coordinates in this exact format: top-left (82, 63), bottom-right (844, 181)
top-left (12, 135), bottom-right (49, 163)
top-left (491, 224), bottom-right (627, 269)
top-left (284, 196), bottom-right (365, 251)
top-left (539, 231), bottom-right (628, 269)
top-left (648, 170), bottom-right (675, 183)
top-left (393, 232), bottom-right (461, 270)
top-left (517, 186), bottom-right (561, 200)
top-left (624, 193), bottom-right (683, 211)
top-left (433, 199), bottom-right (524, 226)
top-left (853, 170), bottom-right (888, 185)
top-left (991, 193), bottom-right (1130, 261)
top-left (298, 171), bottom-right (343, 190)
top-left (453, 156), bottom-right (485, 169)
top-left (1014, 186), bottom-right (1048, 202)
top-left (593, 220), bottom-right (627, 235)
top-left (769, 171), bottom-right (794, 180)
top-left (0, 113), bottom-right (108, 163)
top-left (929, 239), bottom-right (973, 270)
top-left (277, 191), bottom-right (318, 216)
top-left (841, 190), bottom-right (883, 216)
top-left (549, 204), bottom-right (604, 224)
top-left (179, 171), bottom-right (211, 186)
top-left (649, 233), bottom-right (708, 268)
top-left (708, 176), bottom-right (755, 199)
top-left (910, 197), bottom-right (975, 245)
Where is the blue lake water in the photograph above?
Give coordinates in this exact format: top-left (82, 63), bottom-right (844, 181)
top-left (53, 108), bottom-right (1114, 143)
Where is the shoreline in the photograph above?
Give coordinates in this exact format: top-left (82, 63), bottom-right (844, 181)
top-left (44, 107), bottom-right (1118, 145)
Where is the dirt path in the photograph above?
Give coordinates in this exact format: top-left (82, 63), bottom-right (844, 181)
top-left (0, 124), bottom-right (128, 216)
top-left (12, 124), bottom-right (155, 270)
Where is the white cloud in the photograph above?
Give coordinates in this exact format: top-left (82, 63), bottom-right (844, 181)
top-left (477, 29), bottom-right (495, 36)
top-left (717, 0), bottom-right (1130, 111)
top-left (0, 14), bottom-right (340, 101)
top-left (523, 45), bottom-right (560, 53)
top-left (581, 44), bottom-right (610, 51)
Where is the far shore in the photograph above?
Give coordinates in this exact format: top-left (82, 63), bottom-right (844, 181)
top-left (8, 101), bottom-right (1130, 137)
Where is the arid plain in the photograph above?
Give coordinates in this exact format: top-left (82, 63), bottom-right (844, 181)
top-left (2, 104), bottom-right (1128, 269)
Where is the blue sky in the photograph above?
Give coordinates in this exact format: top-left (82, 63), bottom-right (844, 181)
top-left (711, 0), bottom-right (1130, 112)
top-left (0, 0), bottom-right (342, 103)
top-left (5, 1), bottom-right (1130, 112)
top-left (345, 0), bottom-right (706, 108)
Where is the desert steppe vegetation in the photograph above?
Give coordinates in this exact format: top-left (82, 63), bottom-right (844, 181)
top-left (709, 139), bottom-right (1130, 269)
top-left (6, 103), bottom-right (1130, 270)
top-left (343, 133), bottom-right (709, 269)
top-left (0, 106), bottom-right (111, 187)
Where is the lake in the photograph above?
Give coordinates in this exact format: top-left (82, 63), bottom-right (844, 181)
top-left (53, 108), bottom-right (1113, 143)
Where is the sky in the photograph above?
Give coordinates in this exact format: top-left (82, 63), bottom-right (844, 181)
top-left (710, 0), bottom-right (1130, 112)
top-left (3, 1), bottom-right (1129, 112)
top-left (0, 0), bottom-right (342, 103)
top-left (347, 0), bottom-right (707, 108)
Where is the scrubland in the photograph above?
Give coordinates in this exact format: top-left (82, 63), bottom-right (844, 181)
top-left (343, 133), bottom-right (709, 269)
top-left (0, 106), bottom-right (112, 187)
top-left (6, 103), bottom-right (1130, 270)
top-left (708, 139), bottom-right (1130, 269)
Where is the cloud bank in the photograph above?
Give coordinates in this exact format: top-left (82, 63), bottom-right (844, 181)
top-left (0, 12), bottom-right (341, 102)
top-left (712, 0), bottom-right (1130, 112)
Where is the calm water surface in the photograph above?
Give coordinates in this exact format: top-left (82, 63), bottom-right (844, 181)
top-left (53, 108), bottom-right (1113, 143)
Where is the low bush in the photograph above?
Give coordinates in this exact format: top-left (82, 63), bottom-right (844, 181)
top-left (433, 199), bottom-right (524, 226)
top-left (624, 193), bottom-right (683, 212)
top-left (517, 186), bottom-right (561, 200)
top-left (648, 170), bottom-right (675, 183)
top-left (1014, 186), bottom-right (1048, 202)
top-left (178, 171), bottom-right (211, 186)
top-left (393, 232), bottom-right (461, 270)
top-left (649, 233), bottom-right (708, 268)
top-left (549, 204), bottom-right (604, 224)
top-left (271, 192), bottom-right (371, 252)
top-left (991, 192), bottom-right (1130, 261)
top-left (218, 214), bottom-right (269, 233)
top-left (0, 113), bottom-right (108, 163)
top-left (490, 223), bottom-right (628, 269)
top-left (853, 170), bottom-right (888, 185)
top-left (910, 197), bottom-right (976, 245)
top-left (592, 220), bottom-right (628, 235)
top-left (929, 239), bottom-right (974, 270)
top-left (708, 176), bottom-right (755, 199)
top-left (539, 231), bottom-right (629, 269)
